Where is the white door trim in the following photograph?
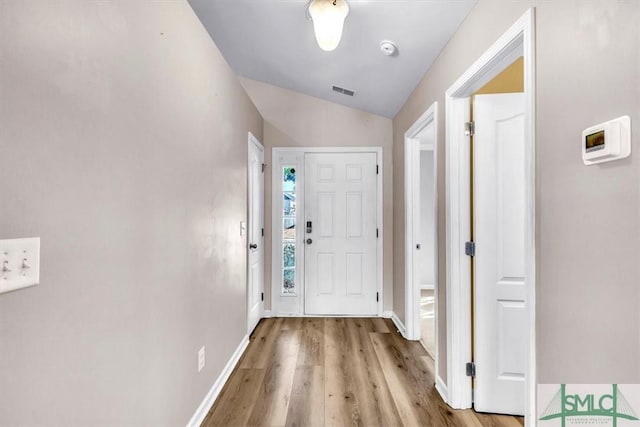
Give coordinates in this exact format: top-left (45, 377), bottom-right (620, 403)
top-left (247, 132), bottom-right (264, 334)
top-left (270, 146), bottom-right (384, 317)
top-left (444, 8), bottom-right (536, 425)
top-left (403, 103), bottom-right (439, 379)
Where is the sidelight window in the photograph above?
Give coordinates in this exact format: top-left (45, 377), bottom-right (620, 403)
top-left (282, 167), bottom-right (296, 294)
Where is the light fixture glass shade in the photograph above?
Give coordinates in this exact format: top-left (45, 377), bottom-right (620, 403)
top-left (308, 0), bottom-right (349, 52)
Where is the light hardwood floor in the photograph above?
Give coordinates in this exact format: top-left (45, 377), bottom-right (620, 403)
top-left (202, 318), bottom-right (524, 427)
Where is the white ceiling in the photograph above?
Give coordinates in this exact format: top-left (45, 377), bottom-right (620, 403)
top-left (188, 0), bottom-right (477, 118)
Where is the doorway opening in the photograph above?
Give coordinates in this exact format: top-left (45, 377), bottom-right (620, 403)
top-left (403, 102), bottom-right (440, 380)
top-left (471, 57), bottom-right (526, 416)
top-left (418, 147), bottom-right (437, 358)
top-left (444, 8), bottom-right (536, 423)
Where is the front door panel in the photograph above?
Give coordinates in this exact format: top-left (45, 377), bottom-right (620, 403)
top-left (304, 153), bottom-right (377, 315)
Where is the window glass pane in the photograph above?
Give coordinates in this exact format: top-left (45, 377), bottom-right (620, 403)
top-left (283, 193), bottom-right (296, 216)
top-left (283, 269), bottom-right (295, 294)
top-left (283, 167), bottom-right (296, 189)
top-left (283, 244), bottom-right (295, 268)
top-left (283, 218), bottom-right (295, 241)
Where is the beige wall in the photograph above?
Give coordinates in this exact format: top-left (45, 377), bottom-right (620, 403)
top-left (394, 0), bottom-right (640, 385)
top-left (239, 78), bottom-right (394, 312)
top-left (0, 2), bottom-right (262, 426)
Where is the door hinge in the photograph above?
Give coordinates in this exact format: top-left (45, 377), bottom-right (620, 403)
top-left (466, 362), bottom-right (476, 378)
top-left (261, 292), bottom-right (264, 302)
top-left (261, 228), bottom-right (264, 237)
top-left (261, 163), bottom-right (266, 173)
top-left (464, 121), bottom-right (475, 137)
top-left (376, 228), bottom-right (379, 238)
top-left (376, 164), bottom-right (379, 175)
top-left (465, 241), bottom-right (475, 257)
top-left (376, 292), bottom-right (379, 302)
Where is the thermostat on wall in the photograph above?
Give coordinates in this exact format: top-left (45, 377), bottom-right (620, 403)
top-left (582, 115), bottom-right (631, 165)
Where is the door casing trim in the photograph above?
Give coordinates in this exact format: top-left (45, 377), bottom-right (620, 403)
top-left (443, 8), bottom-right (536, 425)
top-left (270, 146), bottom-right (384, 317)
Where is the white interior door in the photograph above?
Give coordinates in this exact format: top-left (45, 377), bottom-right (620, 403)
top-left (473, 93), bottom-right (526, 415)
top-left (304, 152), bottom-right (378, 315)
top-left (247, 136), bottom-right (264, 334)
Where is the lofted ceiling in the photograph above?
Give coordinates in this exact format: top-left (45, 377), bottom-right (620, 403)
top-left (188, 0), bottom-right (477, 118)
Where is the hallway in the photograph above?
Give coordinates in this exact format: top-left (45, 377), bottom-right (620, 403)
top-left (202, 318), bottom-right (524, 426)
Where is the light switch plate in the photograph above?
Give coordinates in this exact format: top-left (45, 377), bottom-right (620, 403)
top-left (0, 238), bottom-right (40, 294)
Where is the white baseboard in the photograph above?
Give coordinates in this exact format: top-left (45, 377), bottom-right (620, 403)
top-left (262, 310), bottom-right (273, 318)
top-left (389, 312), bottom-right (407, 339)
top-left (436, 374), bottom-right (448, 404)
top-left (269, 312), bottom-right (387, 318)
top-left (382, 310), bottom-right (393, 318)
top-left (186, 335), bottom-right (250, 427)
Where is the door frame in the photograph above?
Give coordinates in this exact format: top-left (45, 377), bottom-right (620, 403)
top-left (403, 103), bottom-right (440, 375)
top-left (444, 8), bottom-right (536, 423)
top-left (247, 132), bottom-right (265, 334)
top-left (270, 146), bottom-right (384, 317)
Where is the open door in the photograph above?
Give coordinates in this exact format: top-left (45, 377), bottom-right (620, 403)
top-left (473, 93), bottom-right (526, 415)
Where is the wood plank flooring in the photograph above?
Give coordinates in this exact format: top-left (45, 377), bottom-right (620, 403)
top-left (201, 318), bottom-right (524, 427)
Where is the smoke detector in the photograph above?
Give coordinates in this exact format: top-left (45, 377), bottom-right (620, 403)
top-left (380, 40), bottom-right (397, 57)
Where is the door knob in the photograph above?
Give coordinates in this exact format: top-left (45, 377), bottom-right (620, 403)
top-left (249, 243), bottom-right (258, 250)
top-left (416, 244), bottom-right (421, 250)
top-left (306, 238), bottom-right (313, 244)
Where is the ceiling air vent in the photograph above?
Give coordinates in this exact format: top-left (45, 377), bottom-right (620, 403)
top-left (332, 85), bottom-right (355, 97)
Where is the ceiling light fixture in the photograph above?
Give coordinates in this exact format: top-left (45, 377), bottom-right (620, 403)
top-left (308, 0), bottom-right (349, 52)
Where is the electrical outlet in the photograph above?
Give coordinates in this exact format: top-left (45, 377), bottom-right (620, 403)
top-left (198, 346), bottom-right (205, 372)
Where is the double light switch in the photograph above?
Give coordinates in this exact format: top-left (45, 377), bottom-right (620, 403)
top-left (0, 238), bottom-right (40, 294)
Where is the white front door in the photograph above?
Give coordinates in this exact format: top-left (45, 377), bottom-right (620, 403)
top-left (304, 152), bottom-right (378, 315)
top-left (247, 135), bottom-right (264, 334)
top-left (473, 93), bottom-right (526, 415)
